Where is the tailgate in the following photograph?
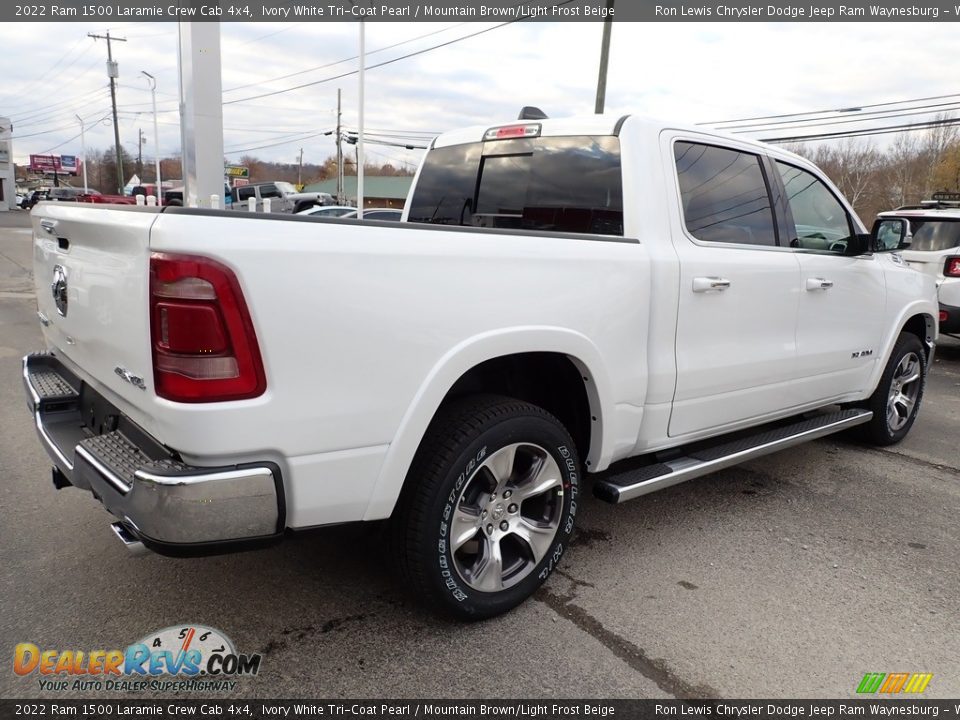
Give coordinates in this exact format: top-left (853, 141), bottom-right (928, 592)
top-left (32, 203), bottom-right (159, 407)
top-left (900, 249), bottom-right (951, 281)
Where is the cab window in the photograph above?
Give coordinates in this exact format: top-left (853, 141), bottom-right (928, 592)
top-left (776, 162), bottom-right (853, 253)
top-left (674, 141), bottom-right (777, 247)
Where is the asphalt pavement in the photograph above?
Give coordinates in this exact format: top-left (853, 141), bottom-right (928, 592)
top-left (0, 208), bottom-right (957, 700)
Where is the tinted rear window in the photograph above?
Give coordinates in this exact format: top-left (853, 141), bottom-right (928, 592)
top-left (905, 218), bottom-right (960, 252)
top-left (407, 136), bottom-right (623, 236)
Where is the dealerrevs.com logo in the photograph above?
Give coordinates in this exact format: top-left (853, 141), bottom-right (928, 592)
top-left (13, 624), bottom-right (262, 693)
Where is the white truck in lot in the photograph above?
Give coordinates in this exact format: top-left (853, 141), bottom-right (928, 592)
top-left (23, 113), bottom-right (937, 619)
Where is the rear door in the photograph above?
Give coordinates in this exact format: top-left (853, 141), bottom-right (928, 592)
top-left (665, 135), bottom-right (801, 437)
top-left (32, 204), bottom-right (157, 406)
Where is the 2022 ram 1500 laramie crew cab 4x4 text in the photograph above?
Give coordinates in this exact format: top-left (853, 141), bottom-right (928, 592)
top-left (23, 113), bottom-right (937, 619)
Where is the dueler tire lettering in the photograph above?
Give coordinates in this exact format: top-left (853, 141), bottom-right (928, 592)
top-left (391, 394), bottom-right (580, 621)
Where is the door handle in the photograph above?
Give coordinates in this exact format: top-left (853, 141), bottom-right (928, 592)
top-left (806, 277), bottom-right (834, 291)
top-left (692, 277), bottom-right (731, 293)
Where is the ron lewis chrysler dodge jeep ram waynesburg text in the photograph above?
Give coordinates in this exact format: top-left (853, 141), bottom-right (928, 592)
top-left (23, 112), bottom-right (937, 619)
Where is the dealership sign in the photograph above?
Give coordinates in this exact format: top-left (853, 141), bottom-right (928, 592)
top-left (29, 154), bottom-right (80, 174)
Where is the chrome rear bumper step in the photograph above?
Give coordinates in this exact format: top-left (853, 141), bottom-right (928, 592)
top-left (110, 522), bottom-right (148, 556)
top-left (593, 409), bottom-right (873, 504)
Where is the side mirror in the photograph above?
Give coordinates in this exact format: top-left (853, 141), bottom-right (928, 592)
top-left (844, 233), bottom-right (873, 256)
top-left (871, 218), bottom-right (910, 252)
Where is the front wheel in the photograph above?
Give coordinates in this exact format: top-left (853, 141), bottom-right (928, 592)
top-left (391, 395), bottom-right (580, 620)
top-left (859, 333), bottom-right (927, 446)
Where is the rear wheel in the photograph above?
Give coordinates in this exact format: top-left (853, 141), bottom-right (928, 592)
top-left (859, 333), bottom-right (926, 446)
top-left (392, 395), bottom-right (580, 620)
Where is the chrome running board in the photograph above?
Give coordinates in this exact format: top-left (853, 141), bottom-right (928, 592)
top-left (594, 409), bottom-right (873, 504)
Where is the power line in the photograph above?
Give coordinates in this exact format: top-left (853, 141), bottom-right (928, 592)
top-left (0, 39), bottom-right (93, 103)
top-left (223, 129), bottom-right (336, 155)
top-left (8, 55), bottom-right (106, 117)
top-left (762, 115), bottom-right (960, 144)
top-left (704, 91), bottom-right (960, 126)
top-left (13, 109), bottom-right (111, 139)
top-left (38, 113), bottom-right (112, 154)
top-left (223, 21), bottom-right (476, 93)
top-left (726, 101), bottom-right (960, 133)
top-left (223, 4), bottom-right (573, 106)
top-left (13, 89), bottom-right (112, 128)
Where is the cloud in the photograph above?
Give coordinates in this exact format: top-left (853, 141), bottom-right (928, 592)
top-left (1, 20), bottom-right (957, 170)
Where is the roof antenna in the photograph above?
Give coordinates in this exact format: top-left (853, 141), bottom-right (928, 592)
top-left (518, 106), bottom-right (548, 120)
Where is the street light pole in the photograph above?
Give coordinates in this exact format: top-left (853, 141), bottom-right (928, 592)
top-left (357, 21), bottom-right (365, 218)
top-left (141, 71), bottom-right (162, 203)
top-left (75, 114), bottom-right (88, 193)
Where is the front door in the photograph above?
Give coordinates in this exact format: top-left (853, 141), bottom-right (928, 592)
top-left (773, 160), bottom-right (886, 402)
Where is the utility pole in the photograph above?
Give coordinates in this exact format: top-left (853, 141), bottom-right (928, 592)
top-left (88, 30), bottom-right (127, 193)
top-left (297, 147), bottom-right (303, 187)
top-left (137, 128), bottom-right (144, 177)
top-left (75, 115), bottom-right (88, 193)
top-left (336, 88), bottom-right (343, 205)
top-left (594, 0), bottom-right (614, 114)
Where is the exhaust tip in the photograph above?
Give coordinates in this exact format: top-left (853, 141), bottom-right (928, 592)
top-left (110, 521), bottom-right (148, 556)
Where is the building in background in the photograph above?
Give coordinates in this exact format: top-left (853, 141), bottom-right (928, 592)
top-left (303, 176), bottom-right (412, 209)
top-left (0, 117), bottom-right (13, 211)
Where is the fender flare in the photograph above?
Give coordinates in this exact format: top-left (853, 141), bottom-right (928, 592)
top-left (865, 303), bottom-right (937, 395)
top-left (361, 327), bottom-right (614, 521)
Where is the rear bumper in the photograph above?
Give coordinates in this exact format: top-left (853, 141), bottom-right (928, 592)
top-left (22, 352), bottom-right (285, 556)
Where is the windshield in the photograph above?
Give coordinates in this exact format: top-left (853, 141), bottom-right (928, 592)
top-left (275, 182), bottom-right (296, 195)
top-left (903, 218), bottom-right (960, 252)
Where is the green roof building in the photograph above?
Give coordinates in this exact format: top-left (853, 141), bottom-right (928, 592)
top-left (303, 176), bottom-right (412, 209)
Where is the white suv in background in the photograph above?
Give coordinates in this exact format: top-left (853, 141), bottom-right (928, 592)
top-left (877, 194), bottom-right (960, 339)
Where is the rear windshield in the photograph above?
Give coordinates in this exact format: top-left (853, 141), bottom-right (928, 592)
top-left (905, 218), bottom-right (960, 252)
top-left (407, 135), bottom-right (623, 236)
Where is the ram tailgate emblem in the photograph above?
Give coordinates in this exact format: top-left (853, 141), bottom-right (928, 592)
top-left (51, 265), bottom-right (68, 317)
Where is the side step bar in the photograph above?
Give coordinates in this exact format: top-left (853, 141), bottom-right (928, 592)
top-left (593, 409), bottom-right (872, 504)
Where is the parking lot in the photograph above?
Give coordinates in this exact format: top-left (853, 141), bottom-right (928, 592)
top-left (0, 207), bottom-right (957, 700)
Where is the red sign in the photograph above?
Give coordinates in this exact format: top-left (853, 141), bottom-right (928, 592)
top-left (29, 154), bottom-right (80, 174)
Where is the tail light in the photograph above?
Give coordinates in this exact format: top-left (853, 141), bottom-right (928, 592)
top-left (150, 253), bottom-right (266, 402)
top-left (940, 310), bottom-right (948, 323)
top-left (944, 256), bottom-right (960, 277)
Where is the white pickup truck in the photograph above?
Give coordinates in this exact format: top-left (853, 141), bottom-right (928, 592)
top-left (23, 113), bottom-right (937, 620)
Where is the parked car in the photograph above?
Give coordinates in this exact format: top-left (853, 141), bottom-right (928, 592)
top-left (21, 189), bottom-right (49, 210)
top-left (296, 205), bottom-right (357, 218)
top-left (231, 181), bottom-right (334, 214)
top-left (22, 112), bottom-right (938, 620)
top-left (342, 208), bottom-right (403, 221)
top-left (47, 187), bottom-right (89, 202)
top-left (15, 192), bottom-right (25, 208)
top-left (877, 196), bottom-right (960, 338)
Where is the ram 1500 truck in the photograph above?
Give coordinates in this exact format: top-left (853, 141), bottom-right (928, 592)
top-left (23, 113), bottom-right (937, 619)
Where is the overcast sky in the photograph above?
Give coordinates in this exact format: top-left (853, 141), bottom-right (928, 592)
top-left (2, 20), bottom-right (958, 175)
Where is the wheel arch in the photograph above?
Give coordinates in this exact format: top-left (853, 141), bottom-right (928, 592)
top-left (362, 328), bottom-right (614, 521)
top-left (866, 308), bottom-right (936, 396)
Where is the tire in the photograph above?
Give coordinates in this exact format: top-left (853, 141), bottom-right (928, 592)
top-left (858, 332), bottom-right (927, 446)
top-left (391, 394), bottom-right (580, 621)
